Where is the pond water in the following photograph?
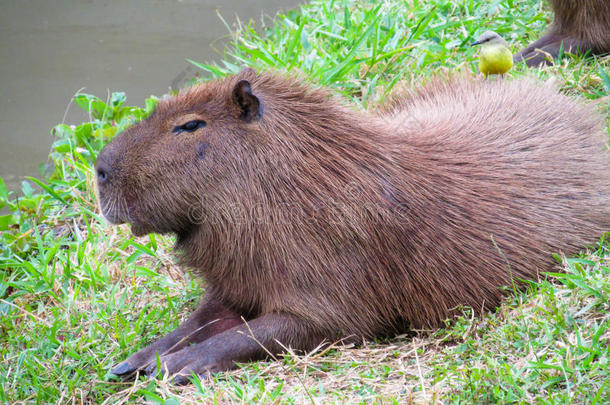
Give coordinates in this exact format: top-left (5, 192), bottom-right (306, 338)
top-left (0, 0), bottom-right (301, 191)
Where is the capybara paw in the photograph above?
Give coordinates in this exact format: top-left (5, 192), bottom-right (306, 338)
top-left (143, 345), bottom-right (227, 384)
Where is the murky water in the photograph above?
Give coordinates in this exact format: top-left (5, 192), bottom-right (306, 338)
top-left (0, 0), bottom-right (301, 191)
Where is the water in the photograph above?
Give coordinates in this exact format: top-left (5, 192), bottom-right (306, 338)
top-left (0, 0), bottom-right (301, 191)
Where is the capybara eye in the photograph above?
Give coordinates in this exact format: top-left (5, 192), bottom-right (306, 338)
top-left (173, 120), bottom-right (206, 134)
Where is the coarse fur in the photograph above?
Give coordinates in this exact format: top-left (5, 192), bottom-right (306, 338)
top-left (515, 0), bottom-right (610, 66)
top-left (97, 69), bottom-right (610, 382)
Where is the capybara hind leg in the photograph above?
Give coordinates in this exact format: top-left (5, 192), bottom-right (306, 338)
top-left (112, 293), bottom-right (242, 378)
top-left (144, 313), bottom-right (327, 384)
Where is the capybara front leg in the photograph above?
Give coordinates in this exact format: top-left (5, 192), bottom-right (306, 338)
top-left (112, 293), bottom-right (243, 378)
top-left (144, 312), bottom-right (327, 384)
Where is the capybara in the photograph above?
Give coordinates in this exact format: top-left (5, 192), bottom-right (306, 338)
top-left (515, 0), bottom-right (610, 66)
top-left (96, 68), bottom-right (610, 383)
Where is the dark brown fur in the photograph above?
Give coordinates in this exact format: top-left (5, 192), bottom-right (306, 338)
top-left (515, 0), bottom-right (610, 66)
top-left (97, 69), bottom-right (610, 383)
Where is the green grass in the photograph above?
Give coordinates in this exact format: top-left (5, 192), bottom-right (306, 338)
top-left (1, 0), bottom-right (609, 403)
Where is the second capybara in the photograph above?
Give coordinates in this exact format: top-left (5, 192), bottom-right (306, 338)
top-left (515, 0), bottom-right (610, 66)
top-left (96, 68), bottom-right (610, 383)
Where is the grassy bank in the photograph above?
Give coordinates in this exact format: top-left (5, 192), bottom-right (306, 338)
top-left (1, 0), bottom-right (609, 403)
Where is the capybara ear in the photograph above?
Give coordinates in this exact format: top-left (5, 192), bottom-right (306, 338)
top-left (237, 67), bottom-right (258, 80)
top-left (232, 79), bottom-right (263, 122)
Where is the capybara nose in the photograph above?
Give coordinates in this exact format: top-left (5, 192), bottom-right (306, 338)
top-left (97, 165), bottom-right (109, 185)
top-left (96, 153), bottom-right (113, 186)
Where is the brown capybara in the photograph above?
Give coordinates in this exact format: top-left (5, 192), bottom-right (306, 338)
top-left (96, 68), bottom-right (610, 383)
top-left (515, 0), bottom-right (610, 66)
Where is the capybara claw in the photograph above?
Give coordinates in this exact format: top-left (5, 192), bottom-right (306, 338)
top-left (144, 363), bottom-right (157, 376)
top-left (172, 374), bottom-right (191, 385)
top-left (112, 361), bottom-right (136, 376)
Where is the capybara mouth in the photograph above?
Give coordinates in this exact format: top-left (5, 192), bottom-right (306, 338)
top-left (107, 207), bottom-right (154, 237)
top-left (98, 199), bottom-right (127, 225)
top-left (125, 204), bottom-right (188, 237)
top-left (98, 193), bottom-right (182, 237)
top-left (97, 193), bottom-right (138, 227)
top-left (124, 204), bottom-right (155, 236)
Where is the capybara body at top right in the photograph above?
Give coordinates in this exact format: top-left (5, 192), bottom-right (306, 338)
top-left (515, 0), bottom-right (610, 66)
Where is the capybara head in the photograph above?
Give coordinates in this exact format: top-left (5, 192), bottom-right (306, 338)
top-left (96, 69), bottom-right (265, 237)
